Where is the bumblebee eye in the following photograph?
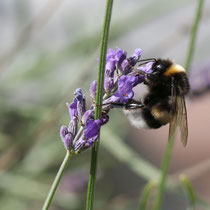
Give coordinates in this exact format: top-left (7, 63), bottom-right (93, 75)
top-left (152, 63), bottom-right (165, 75)
top-left (154, 64), bottom-right (163, 70)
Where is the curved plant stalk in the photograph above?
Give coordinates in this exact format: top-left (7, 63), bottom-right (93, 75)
top-left (42, 151), bottom-right (71, 210)
top-left (153, 133), bottom-right (176, 210)
top-left (185, 0), bottom-right (204, 73)
top-left (42, 127), bottom-right (84, 210)
top-left (153, 1), bottom-right (204, 209)
top-left (85, 1), bottom-right (113, 210)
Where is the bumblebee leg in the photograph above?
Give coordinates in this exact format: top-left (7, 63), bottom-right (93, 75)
top-left (110, 102), bottom-right (126, 109)
top-left (111, 99), bottom-right (144, 110)
top-left (124, 103), bottom-right (144, 109)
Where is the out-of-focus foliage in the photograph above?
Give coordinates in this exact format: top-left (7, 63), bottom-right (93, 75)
top-left (1, 0), bottom-right (210, 210)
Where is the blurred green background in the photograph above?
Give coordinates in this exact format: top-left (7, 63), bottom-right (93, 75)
top-left (0, 0), bottom-right (210, 209)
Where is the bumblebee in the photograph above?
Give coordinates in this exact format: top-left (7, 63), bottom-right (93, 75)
top-left (122, 59), bottom-right (190, 146)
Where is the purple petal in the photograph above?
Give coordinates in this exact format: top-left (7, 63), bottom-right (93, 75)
top-left (75, 89), bottom-right (86, 118)
top-left (114, 89), bottom-right (134, 103)
top-left (137, 61), bottom-right (153, 74)
top-left (119, 59), bottom-right (132, 75)
top-left (67, 88), bottom-right (86, 120)
top-left (128, 48), bottom-right (143, 66)
top-left (74, 88), bottom-right (83, 101)
top-left (60, 125), bottom-right (68, 140)
top-left (118, 75), bottom-right (136, 94)
top-left (74, 136), bottom-right (86, 151)
top-left (90, 80), bottom-right (97, 99)
top-left (106, 48), bottom-right (116, 62)
top-left (82, 110), bottom-right (93, 124)
top-left (113, 75), bottom-right (141, 103)
top-left (60, 125), bottom-right (74, 150)
top-left (87, 136), bottom-right (98, 147)
top-left (115, 48), bottom-right (127, 62)
top-left (77, 100), bottom-right (86, 119)
top-left (105, 59), bottom-right (117, 77)
top-left (134, 48), bottom-right (143, 57)
top-left (68, 119), bottom-right (77, 138)
top-left (103, 95), bottom-right (120, 105)
top-left (84, 119), bottom-right (101, 139)
top-left (63, 134), bottom-right (73, 150)
top-left (104, 77), bottom-right (114, 92)
top-left (68, 101), bottom-right (77, 120)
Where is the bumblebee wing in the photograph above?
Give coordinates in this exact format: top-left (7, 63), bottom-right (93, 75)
top-left (176, 96), bottom-right (188, 146)
top-left (168, 93), bottom-right (188, 146)
top-left (168, 78), bottom-right (178, 141)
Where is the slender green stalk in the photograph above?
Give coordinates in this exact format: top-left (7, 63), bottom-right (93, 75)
top-left (42, 151), bottom-right (71, 210)
top-left (185, 0), bottom-right (204, 73)
top-left (154, 1), bottom-right (204, 209)
top-left (85, 1), bottom-right (113, 210)
top-left (139, 181), bottom-right (156, 210)
top-left (42, 126), bottom-right (83, 210)
top-left (153, 134), bottom-right (176, 210)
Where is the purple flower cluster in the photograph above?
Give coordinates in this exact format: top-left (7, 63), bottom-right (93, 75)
top-left (102, 48), bottom-right (152, 104)
top-left (60, 48), bottom-right (153, 154)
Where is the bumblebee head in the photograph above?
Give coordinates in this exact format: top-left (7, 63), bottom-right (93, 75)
top-left (138, 59), bottom-right (185, 79)
top-left (151, 59), bottom-right (173, 75)
top-left (138, 59), bottom-right (172, 82)
top-left (152, 59), bottom-right (186, 77)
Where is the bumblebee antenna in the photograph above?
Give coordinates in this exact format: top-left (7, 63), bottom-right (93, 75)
top-left (136, 58), bottom-right (156, 67)
top-left (138, 58), bottom-right (156, 62)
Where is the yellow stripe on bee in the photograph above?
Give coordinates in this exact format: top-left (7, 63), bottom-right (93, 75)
top-left (151, 107), bottom-right (170, 125)
top-left (164, 64), bottom-right (186, 76)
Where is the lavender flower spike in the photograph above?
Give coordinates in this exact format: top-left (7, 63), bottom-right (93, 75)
top-left (60, 47), bottom-right (149, 154)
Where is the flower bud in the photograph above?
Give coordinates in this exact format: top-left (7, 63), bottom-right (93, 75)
top-left (90, 80), bottom-right (97, 99)
top-left (104, 77), bottom-right (114, 92)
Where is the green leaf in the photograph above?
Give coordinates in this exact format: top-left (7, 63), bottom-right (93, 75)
top-left (180, 174), bottom-right (196, 209)
top-left (139, 181), bottom-right (156, 210)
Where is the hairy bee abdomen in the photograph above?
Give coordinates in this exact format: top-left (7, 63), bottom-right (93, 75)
top-left (123, 109), bottom-right (149, 129)
top-left (173, 72), bottom-right (190, 95)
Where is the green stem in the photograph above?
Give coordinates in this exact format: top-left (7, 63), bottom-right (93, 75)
top-left (153, 134), bottom-right (176, 210)
top-left (154, 1), bottom-right (204, 209)
top-left (185, 0), bottom-right (204, 73)
top-left (42, 151), bottom-right (71, 210)
top-left (85, 1), bottom-right (113, 210)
